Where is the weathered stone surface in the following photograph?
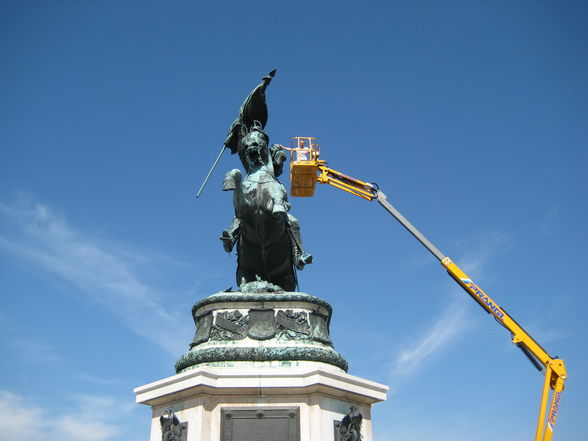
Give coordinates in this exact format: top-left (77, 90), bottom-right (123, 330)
top-left (135, 366), bottom-right (388, 441)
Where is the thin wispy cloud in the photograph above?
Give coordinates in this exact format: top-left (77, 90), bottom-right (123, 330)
top-left (522, 324), bottom-right (572, 345)
top-left (456, 231), bottom-right (515, 277)
top-left (390, 232), bottom-right (509, 379)
top-left (454, 230), bottom-right (571, 350)
top-left (538, 204), bottom-right (559, 236)
top-left (77, 372), bottom-right (124, 385)
top-left (0, 390), bottom-right (143, 441)
top-left (0, 310), bottom-right (63, 364)
top-left (374, 416), bottom-right (524, 441)
top-left (0, 197), bottom-right (192, 355)
top-left (390, 299), bottom-right (474, 377)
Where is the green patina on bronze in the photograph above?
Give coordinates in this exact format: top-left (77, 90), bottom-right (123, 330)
top-left (179, 73), bottom-right (347, 372)
top-left (176, 290), bottom-right (347, 372)
top-left (219, 71), bottom-right (312, 292)
top-left (175, 346), bottom-right (348, 373)
top-left (192, 292), bottom-right (333, 317)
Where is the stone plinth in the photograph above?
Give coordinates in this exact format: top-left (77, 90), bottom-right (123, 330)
top-left (134, 366), bottom-right (388, 441)
top-left (137, 290), bottom-right (388, 440)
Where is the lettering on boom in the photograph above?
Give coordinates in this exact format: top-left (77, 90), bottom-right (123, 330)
top-left (547, 391), bottom-right (561, 430)
top-left (460, 278), bottom-right (505, 321)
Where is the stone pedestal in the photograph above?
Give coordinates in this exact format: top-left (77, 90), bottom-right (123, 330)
top-left (135, 291), bottom-right (388, 440)
top-left (135, 366), bottom-right (388, 441)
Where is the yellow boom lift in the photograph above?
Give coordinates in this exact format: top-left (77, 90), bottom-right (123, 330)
top-left (284, 136), bottom-right (567, 441)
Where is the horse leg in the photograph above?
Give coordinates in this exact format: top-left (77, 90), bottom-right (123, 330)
top-left (236, 249), bottom-right (261, 288)
top-left (236, 265), bottom-right (253, 288)
top-left (264, 180), bottom-right (287, 216)
top-left (276, 272), bottom-right (296, 292)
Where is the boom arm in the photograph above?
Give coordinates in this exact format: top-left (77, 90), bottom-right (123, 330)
top-left (313, 164), bottom-right (567, 441)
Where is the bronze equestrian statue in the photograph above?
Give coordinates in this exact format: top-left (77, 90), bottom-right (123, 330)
top-left (220, 71), bottom-right (312, 292)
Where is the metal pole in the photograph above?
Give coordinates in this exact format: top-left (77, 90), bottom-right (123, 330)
top-left (376, 190), bottom-right (446, 262)
top-left (195, 145), bottom-right (226, 198)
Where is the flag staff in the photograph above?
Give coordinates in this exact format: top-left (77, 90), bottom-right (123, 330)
top-left (195, 145), bottom-right (226, 198)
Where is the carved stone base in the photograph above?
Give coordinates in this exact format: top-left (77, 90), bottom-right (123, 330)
top-left (134, 366), bottom-right (388, 441)
top-left (176, 291), bottom-right (348, 373)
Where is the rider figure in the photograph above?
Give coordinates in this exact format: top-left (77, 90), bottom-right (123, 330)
top-left (220, 129), bottom-right (312, 272)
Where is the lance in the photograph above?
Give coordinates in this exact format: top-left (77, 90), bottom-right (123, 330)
top-left (195, 144), bottom-right (227, 198)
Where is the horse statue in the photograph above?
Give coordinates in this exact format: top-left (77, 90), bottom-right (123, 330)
top-left (221, 125), bottom-right (312, 292)
top-left (214, 70), bottom-right (312, 292)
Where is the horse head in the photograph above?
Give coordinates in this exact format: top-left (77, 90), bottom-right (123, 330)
top-left (239, 125), bottom-right (271, 174)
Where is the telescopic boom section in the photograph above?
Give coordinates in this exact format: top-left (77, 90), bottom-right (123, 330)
top-left (316, 165), bottom-right (376, 200)
top-left (292, 159), bottom-right (567, 441)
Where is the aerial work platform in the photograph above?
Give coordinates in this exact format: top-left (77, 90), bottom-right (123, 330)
top-left (285, 137), bottom-right (320, 197)
top-left (284, 135), bottom-right (567, 441)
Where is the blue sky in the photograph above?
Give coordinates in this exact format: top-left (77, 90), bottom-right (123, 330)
top-left (1, 1), bottom-right (587, 440)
